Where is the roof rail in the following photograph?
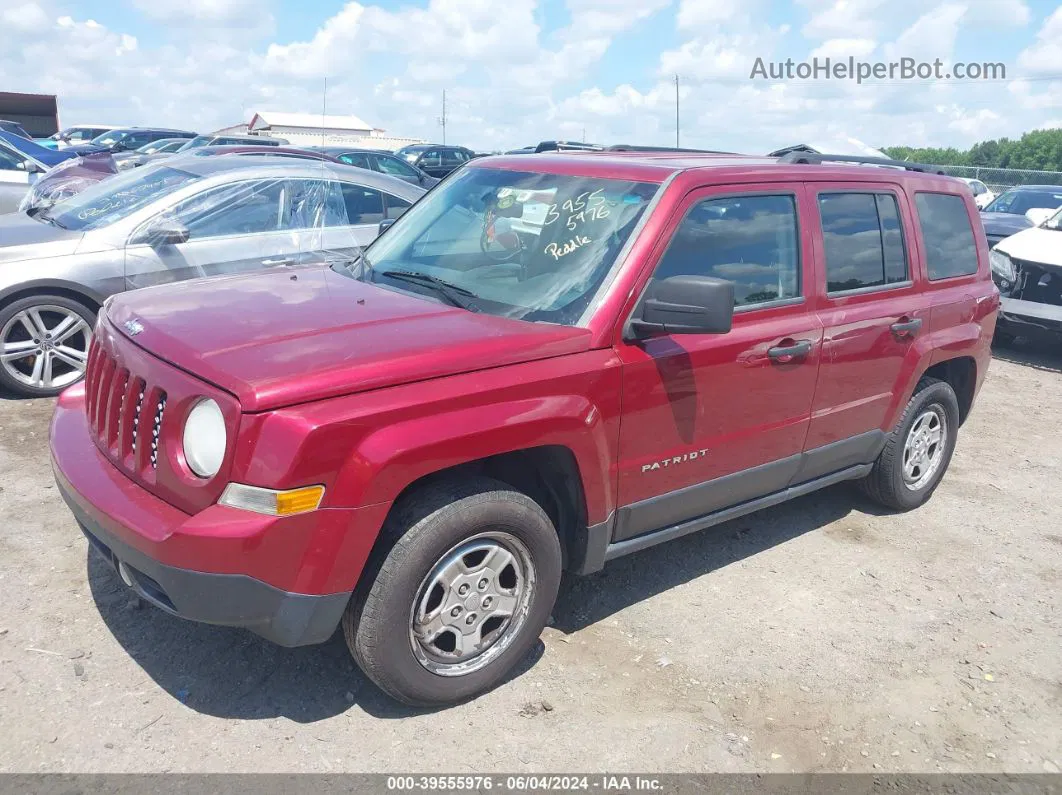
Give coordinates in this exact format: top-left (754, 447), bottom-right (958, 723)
top-left (606, 144), bottom-right (735, 154)
top-left (777, 151), bottom-right (946, 174)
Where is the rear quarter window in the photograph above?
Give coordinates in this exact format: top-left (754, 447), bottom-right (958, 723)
top-left (914, 192), bottom-right (978, 280)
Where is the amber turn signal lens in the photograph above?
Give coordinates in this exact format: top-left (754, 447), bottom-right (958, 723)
top-left (275, 486), bottom-right (326, 516)
top-left (219, 483), bottom-right (325, 516)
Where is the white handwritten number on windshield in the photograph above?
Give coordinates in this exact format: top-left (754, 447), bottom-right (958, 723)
top-left (543, 189), bottom-right (608, 231)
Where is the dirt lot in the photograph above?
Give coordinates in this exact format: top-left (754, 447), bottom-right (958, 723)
top-left (0, 341), bottom-right (1059, 774)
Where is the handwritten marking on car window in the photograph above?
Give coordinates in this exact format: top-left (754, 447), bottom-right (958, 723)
top-left (545, 235), bottom-right (591, 260)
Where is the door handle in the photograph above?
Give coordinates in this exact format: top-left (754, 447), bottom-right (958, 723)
top-left (890, 317), bottom-right (923, 338)
top-left (262, 257), bottom-right (295, 267)
top-left (767, 339), bottom-right (813, 363)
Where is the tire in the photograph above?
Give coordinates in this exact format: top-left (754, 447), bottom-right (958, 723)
top-left (858, 377), bottom-right (960, 511)
top-left (0, 294), bottom-right (96, 398)
top-left (343, 476), bottom-right (562, 706)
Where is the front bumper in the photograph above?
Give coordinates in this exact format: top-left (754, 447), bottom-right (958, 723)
top-left (50, 385), bottom-right (353, 647)
top-left (998, 296), bottom-right (1062, 339)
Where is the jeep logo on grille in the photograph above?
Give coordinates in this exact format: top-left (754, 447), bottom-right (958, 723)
top-left (124, 319), bottom-right (145, 336)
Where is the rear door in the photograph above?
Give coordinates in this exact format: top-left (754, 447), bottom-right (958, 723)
top-left (614, 183), bottom-right (824, 542)
top-left (805, 183), bottom-right (930, 459)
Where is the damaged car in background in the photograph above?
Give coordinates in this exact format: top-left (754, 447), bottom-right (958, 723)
top-left (0, 157), bottom-right (423, 397)
top-left (991, 205), bottom-right (1062, 345)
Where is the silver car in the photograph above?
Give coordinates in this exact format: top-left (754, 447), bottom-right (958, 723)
top-left (0, 156), bottom-right (424, 397)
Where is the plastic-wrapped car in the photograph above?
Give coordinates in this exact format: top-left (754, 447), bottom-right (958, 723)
top-left (0, 156), bottom-right (424, 396)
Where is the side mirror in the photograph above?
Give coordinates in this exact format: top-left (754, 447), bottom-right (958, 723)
top-left (16, 161), bottom-right (43, 174)
top-left (378, 218), bottom-right (396, 235)
top-left (131, 218), bottom-right (191, 246)
top-left (627, 275), bottom-right (734, 339)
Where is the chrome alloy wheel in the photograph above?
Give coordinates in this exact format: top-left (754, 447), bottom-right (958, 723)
top-left (409, 532), bottom-right (535, 676)
top-left (0, 305), bottom-right (91, 392)
top-left (902, 407), bottom-right (947, 491)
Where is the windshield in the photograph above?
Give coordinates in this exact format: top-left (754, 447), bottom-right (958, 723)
top-left (89, 131), bottom-right (127, 147)
top-left (178, 135), bottom-right (214, 152)
top-left (985, 189), bottom-right (1062, 215)
top-left (45, 165), bottom-right (203, 231)
top-left (345, 166), bottom-right (659, 327)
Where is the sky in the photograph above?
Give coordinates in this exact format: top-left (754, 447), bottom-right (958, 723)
top-left (1, 0), bottom-right (1061, 153)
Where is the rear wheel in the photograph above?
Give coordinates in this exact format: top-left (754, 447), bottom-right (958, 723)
top-left (0, 295), bottom-right (95, 398)
top-left (858, 377), bottom-right (959, 511)
top-left (343, 477), bottom-right (562, 706)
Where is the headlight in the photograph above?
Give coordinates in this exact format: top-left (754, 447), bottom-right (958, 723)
top-left (990, 250), bottom-right (1016, 282)
top-left (182, 398), bottom-right (226, 478)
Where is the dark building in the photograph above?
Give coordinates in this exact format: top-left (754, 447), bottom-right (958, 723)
top-left (0, 91), bottom-right (59, 137)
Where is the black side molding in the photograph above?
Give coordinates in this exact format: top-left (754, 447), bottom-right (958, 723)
top-left (604, 463), bottom-right (872, 563)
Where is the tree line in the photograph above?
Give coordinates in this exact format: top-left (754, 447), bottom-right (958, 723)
top-left (882, 128), bottom-right (1062, 172)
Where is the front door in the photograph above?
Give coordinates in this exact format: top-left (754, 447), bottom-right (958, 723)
top-left (124, 178), bottom-right (301, 288)
top-left (614, 184), bottom-right (823, 542)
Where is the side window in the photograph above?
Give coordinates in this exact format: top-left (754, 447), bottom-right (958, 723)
top-left (440, 149), bottom-right (464, 167)
top-left (914, 192), bottom-right (979, 280)
top-left (170, 180), bottom-right (284, 239)
top-left (339, 153), bottom-right (372, 169)
top-left (0, 147), bottom-right (27, 171)
top-left (122, 133), bottom-right (152, 149)
top-left (653, 194), bottom-right (800, 308)
top-left (283, 179), bottom-right (347, 229)
top-left (419, 150), bottom-right (442, 169)
top-left (818, 192), bottom-right (908, 293)
top-left (340, 184), bottom-right (385, 224)
top-left (375, 155), bottom-right (419, 178)
top-left (385, 194), bottom-right (412, 220)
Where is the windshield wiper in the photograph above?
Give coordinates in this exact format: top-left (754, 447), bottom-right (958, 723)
top-left (377, 269), bottom-right (480, 312)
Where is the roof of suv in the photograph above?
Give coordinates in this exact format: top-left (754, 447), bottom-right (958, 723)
top-left (468, 151), bottom-right (964, 188)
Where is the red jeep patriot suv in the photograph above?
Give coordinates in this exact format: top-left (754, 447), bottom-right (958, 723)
top-left (51, 150), bottom-right (998, 706)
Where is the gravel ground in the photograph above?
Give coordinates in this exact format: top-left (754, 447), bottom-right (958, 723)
top-left (0, 340), bottom-right (1059, 774)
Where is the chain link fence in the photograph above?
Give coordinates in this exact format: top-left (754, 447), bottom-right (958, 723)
top-left (923, 164), bottom-right (1062, 194)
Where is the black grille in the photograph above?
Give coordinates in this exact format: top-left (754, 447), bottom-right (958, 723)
top-left (1013, 259), bottom-right (1062, 307)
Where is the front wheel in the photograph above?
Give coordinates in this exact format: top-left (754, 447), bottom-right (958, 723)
top-left (0, 295), bottom-right (95, 398)
top-left (858, 377), bottom-right (960, 511)
top-left (343, 477), bottom-right (562, 706)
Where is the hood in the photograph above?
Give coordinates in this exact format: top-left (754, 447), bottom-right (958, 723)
top-left (105, 265), bottom-right (593, 411)
top-left (979, 211), bottom-right (1033, 237)
top-left (0, 213), bottom-right (84, 264)
top-left (995, 226), bottom-right (1062, 268)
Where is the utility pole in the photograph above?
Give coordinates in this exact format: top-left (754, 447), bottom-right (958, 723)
top-left (437, 90), bottom-right (447, 145)
top-left (321, 77), bottom-right (327, 147)
top-left (582, 126), bottom-right (586, 142)
top-left (674, 74), bottom-right (680, 148)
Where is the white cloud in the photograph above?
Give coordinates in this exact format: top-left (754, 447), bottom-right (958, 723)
top-left (0, 2), bottom-right (50, 34)
top-left (130, 0), bottom-right (268, 27)
top-left (809, 38), bottom-right (877, 59)
top-left (0, 0), bottom-right (1058, 155)
top-left (801, 0), bottom-right (889, 39)
top-left (1018, 6), bottom-right (1062, 75)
